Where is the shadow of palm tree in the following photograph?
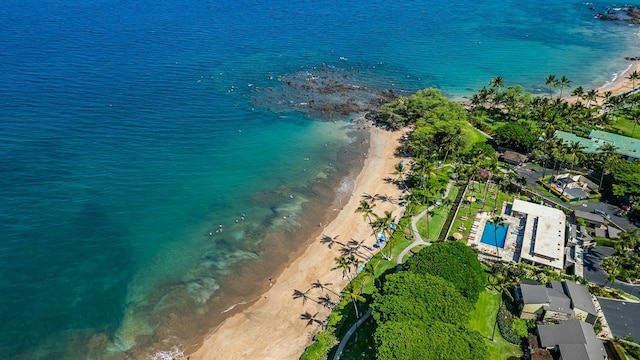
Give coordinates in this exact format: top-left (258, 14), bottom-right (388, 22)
top-left (361, 193), bottom-right (377, 202)
top-left (375, 194), bottom-right (397, 204)
top-left (320, 234), bottom-right (344, 249)
top-left (300, 311), bottom-right (323, 327)
top-left (293, 289), bottom-right (319, 305)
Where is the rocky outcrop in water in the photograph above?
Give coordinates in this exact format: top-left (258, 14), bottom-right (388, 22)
top-left (594, 5), bottom-right (640, 25)
top-left (251, 63), bottom-right (397, 121)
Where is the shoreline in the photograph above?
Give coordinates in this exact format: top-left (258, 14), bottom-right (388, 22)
top-left (185, 60), bottom-right (640, 360)
top-left (597, 60), bottom-right (640, 95)
top-left (188, 125), bottom-right (405, 360)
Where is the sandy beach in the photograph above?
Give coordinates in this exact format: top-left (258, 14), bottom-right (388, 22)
top-left (187, 61), bottom-right (640, 360)
top-left (597, 61), bottom-right (640, 95)
top-left (189, 126), bottom-right (405, 360)
top-left (563, 61), bottom-right (640, 104)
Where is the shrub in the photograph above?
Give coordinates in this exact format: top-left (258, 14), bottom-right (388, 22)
top-left (300, 329), bottom-right (338, 360)
top-left (594, 237), bottom-right (616, 247)
top-left (497, 305), bottom-right (522, 344)
top-left (511, 318), bottom-right (529, 339)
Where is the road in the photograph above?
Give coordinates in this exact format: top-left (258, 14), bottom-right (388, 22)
top-left (513, 165), bottom-right (635, 230)
top-left (582, 246), bottom-right (639, 296)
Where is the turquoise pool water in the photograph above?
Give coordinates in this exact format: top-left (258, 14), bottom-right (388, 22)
top-left (481, 223), bottom-right (509, 248)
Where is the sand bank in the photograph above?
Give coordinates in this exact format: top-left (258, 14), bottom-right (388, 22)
top-left (563, 61), bottom-right (640, 104)
top-left (189, 126), bottom-right (405, 360)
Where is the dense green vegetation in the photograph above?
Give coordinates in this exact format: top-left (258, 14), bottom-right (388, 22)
top-left (601, 228), bottom-right (640, 283)
top-left (303, 77), bottom-right (640, 359)
top-left (372, 242), bottom-right (488, 360)
top-left (403, 241), bottom-right (485, 303)
top-left (371, 272), bottom-right (472, 325)
top-left (374, 321), bottom-right (487, 360)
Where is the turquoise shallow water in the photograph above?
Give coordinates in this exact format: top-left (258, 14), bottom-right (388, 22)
top-left (1, 0), bottom-right (640, 358)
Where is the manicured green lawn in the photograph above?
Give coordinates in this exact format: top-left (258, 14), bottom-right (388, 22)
top-left (468, 290), bottom-right (522, 360)
top-left (464, 124), bottom-right (490, 149)
top-left (416, 186), bottom-right (459, 241)
top-left (612, 117), bottom-right (640, 139)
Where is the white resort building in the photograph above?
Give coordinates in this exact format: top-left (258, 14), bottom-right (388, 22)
top-left (468, 199), bottom-right (567, 270)
top-left (511, 199), bottom-right (566, 270)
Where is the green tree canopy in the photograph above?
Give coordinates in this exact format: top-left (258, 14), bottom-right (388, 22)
top-left (494, 122), bottom-right (537, 152)
top-left (608, 159), bottom-right (640, 197)
top-left (404, 242), bottom-right (485, 303)
top-left (374, 321), bottom-right (488, 360)
top-left (371, 272), bottom-right (472, 325)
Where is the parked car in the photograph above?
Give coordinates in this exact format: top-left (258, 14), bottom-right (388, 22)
top-left (593, 209), bottom-right (611, 220)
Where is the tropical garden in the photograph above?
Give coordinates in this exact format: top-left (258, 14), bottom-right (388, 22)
top-left (299, 75), bottom-right (640, 359)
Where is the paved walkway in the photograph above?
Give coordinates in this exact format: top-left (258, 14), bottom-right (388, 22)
top-left (398, 180), bottom-right (454, 264)
top-left (332, 180), bottom-right (454, 360)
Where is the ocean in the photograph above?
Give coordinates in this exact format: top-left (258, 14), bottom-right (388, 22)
top-left (1, 0), bottom-right (638, 358)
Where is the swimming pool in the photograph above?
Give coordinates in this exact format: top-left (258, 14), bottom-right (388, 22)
top-left (480, 223), bottom-right (509, 248)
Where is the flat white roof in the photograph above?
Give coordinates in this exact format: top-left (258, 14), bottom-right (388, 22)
top-left (513, 199), bottom-right (566, 269)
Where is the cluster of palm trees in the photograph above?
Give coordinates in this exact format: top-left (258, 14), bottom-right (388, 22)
top-left (545, 74), bottom-right (572, 98)
top-left (603, 228), bottom-right (640, 284)
top-left (532, 128), bottom-right (619, 191)
top-left (470, 74), bottom-right (640, 140)
top-left (355, 198), bottom-right (398, 260)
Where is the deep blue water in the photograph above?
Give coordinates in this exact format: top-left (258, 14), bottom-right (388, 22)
top-left (1, 0), bottom-right (639, 358)
top-left (481, 223), bottom-right (509, 248)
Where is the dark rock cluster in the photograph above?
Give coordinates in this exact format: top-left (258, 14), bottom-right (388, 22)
top-left (251, 64), bottom-right (397, 121)
top-left (594, 5), bottom-right (640, 25)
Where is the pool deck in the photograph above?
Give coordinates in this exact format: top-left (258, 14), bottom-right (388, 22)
top-left (467, 209), bottom-right (522, 263)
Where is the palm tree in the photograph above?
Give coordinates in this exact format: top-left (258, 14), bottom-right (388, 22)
top-left (545, 74), bottom-right (559, 97)
top-left (490, 76), bottom-right (505, 108)
top-left (341, 286), bottom-right (366, 318)
top-left (346, 254), bottom-right (362, 276)
top-left (631, 107), bottom-right (640, 137)
top-left (619, 228), bottom-right (639, 251)
top-left (392, 162), bottom-right (409, 190)
top-left (628, 70), bottom-right (640, 92)
top-left (310, 279), bottom-right (340, 297)
top-left (293, 289), bottom-right (320, 306)
top-left (412, 156), bottom-right (437, 197)
top-left (355, 200), bottom-right (376, 225)
top-left (606, 268), bottom-right (618, 286)
top-left (558, 75), bottom-right (572, 98)
top-left (481, 159), bottom-right (498, 206)
top-left (488, 272), bottom-right (514, 341)
top-left (585, 89), bottom-right (598, 108)
top-left (597, 142), bottom-right (618, 191)
top-left (300, 312), bottom-right (323, 327)
top-left (319, 234), bottom-right (344, 249)
top-left (490, 76), bottom-right (505, 91)
top-left (567, 140), bottom-right (586, 172)
top-left (359, 258), bottom-right (380, 289)
top-left (572, 86), bottom-right (585, 103)
top-left (488, 214), bottom-right (506, 259)
top-left (332, 256), bottom-right (352, 280)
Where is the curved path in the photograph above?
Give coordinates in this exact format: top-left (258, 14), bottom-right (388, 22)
top-left (398, 180), bottom-right (454, 263)
top-left (333, 180), bottom-right (454, 360)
